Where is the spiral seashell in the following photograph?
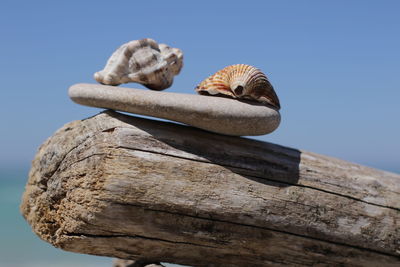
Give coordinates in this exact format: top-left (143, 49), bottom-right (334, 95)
top-left (94, 38), bottom-right (183, 90)
top-left (195, 64), bottom-right (280, 110)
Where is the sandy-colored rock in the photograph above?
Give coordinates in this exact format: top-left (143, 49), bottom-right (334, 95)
top-left (68, 83), bottom-right (280, 136)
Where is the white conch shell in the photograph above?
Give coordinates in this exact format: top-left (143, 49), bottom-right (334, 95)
top-left (94, 38), bottom-right (183, 90)
top-left (196, 64), bottom-right (280, 110)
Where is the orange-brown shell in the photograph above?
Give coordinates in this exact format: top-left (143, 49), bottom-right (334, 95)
top-left (195, 64), bottom-right (280, 110)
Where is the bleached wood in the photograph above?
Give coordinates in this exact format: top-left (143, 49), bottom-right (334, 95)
top-left (21, 110), bottom-right (400, 266)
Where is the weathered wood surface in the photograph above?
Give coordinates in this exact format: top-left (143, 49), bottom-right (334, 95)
top-left (21, 110), bottom-right (400, 266)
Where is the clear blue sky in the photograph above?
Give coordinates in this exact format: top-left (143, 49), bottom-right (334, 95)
top-left (1, 0), bottom-right (399, 173)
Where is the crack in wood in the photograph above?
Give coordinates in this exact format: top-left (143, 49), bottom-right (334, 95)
top-left (113, 146), bottom-right (399, 212)
top-left (65, 232), bottom-right (218, 249)
top-left (104, 200), bottom-right (400, 258)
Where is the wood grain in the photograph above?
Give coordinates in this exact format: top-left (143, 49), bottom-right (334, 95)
top-left (21, 110), bottom-right (400, 266)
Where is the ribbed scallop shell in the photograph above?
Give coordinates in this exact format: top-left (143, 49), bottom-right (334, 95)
top-left (196, 64), bottom-right (280, 109)
top-left (94, 38), bottom-right (183, 90)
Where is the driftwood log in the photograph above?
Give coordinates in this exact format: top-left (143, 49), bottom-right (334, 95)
top-left (21, 110), bottom-right (400, 266)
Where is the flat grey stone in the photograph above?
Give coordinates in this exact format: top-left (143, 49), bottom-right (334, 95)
top-left (68, 83), bottom-right (281, 136)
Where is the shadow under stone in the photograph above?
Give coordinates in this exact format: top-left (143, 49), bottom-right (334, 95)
top-left (103, 110), bottom-right (301, 188)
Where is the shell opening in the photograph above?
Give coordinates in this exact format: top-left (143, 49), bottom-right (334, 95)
top-left (233, 85), bottom-right (244, 96)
